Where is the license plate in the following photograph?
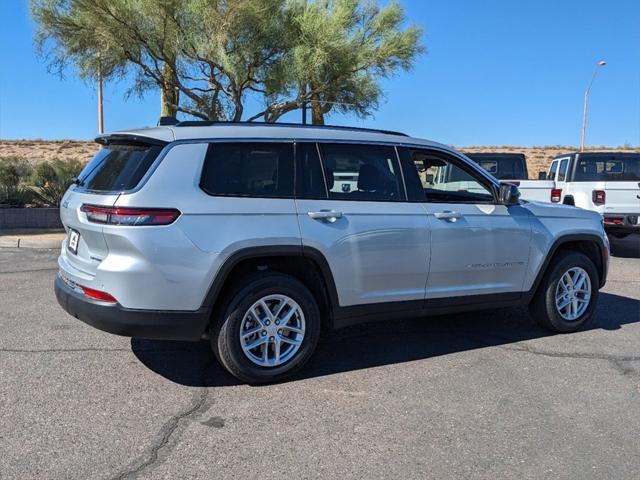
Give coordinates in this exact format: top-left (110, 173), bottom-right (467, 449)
top-left (68, 229), bottom-right (80, 255)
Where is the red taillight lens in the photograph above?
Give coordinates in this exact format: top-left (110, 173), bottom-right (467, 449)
top-left (550, 188), bottom-right (562, 203)
top-left (592, 190), bottom-right (606, 205)
top-left (81, 205), bottom-right (180, 226)
top-left (81, 286), bottom-right (117, 303)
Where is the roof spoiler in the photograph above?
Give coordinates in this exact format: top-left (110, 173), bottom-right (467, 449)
top-left (94, 134), bottom-right (168, 147)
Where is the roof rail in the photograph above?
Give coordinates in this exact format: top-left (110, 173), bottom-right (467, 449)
top-left (173, 120), bottom-right (408, 137)
top-left (158, 116), bottom-right (179, 126)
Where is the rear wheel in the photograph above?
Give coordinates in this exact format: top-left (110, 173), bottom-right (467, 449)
top-left (529, 251), bottom-right (599, 332)
top-left (211, 273), bottom-right (321, 384)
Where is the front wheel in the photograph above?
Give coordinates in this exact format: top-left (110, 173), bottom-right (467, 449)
top-left (529, 252), bottom-right (599, 332)
top-left (211, 273), bottom-right (321, 384)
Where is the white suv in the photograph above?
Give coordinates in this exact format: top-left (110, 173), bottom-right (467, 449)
top-left (55, 122), bottom-right (609, 383)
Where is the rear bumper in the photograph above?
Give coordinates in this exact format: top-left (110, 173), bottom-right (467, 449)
top-left (54, 275), bottom-right (210, 341)
top-left (603, 213), bottom-right (640, 234)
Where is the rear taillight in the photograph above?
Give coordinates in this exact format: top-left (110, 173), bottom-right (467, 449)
top-left (81, 205), bottom-right (180, 226)
top-left (81, 286), bottom-right (117, 303)
top-left (592, 190), bottom-right (606, 206)
top-left (550, 188), bottom-right (562, 203)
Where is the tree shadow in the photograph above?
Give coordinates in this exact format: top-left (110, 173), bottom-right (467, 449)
top-left (608, 233), bottom-right (640, 259)
top-left (131, 291), bottom-right (639, 387)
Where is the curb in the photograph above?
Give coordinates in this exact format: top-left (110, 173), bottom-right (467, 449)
top-left (0, 233), bottom-right (65, 249)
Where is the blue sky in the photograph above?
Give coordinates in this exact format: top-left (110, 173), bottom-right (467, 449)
top-left (1, 0), bottom-right (639, 146)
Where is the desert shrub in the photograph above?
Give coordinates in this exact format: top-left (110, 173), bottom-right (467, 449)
top-left (31, 159), bottom-right (83, 206)
top-left (0, 157), bottom-right (34, 207)
top-left (30, 158), bottom-right (83, 207)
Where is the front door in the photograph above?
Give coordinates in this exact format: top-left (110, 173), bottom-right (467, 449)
top-left (401, 147), bottom-right (532, 299)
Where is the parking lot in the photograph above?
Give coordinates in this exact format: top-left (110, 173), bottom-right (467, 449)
top-left (0, 236), bottom-right (638, 479)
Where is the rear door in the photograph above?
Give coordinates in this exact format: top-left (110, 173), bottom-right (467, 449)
top-left (59, 140), bottom-right (165, 277)
top-left (295, 142), bottom-right (429, 308)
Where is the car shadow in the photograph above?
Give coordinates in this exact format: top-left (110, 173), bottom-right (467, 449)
top-left (608, 233), bottom-right (640, 258)
top-left (131, 291), bottom-right (640, 387)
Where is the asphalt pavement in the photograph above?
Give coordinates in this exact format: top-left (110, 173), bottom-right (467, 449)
top-left (0, 235), bottom-right (638, 479)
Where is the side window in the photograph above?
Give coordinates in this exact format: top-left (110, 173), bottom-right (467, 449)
top-left (411, 150), bottom-right (495, 203)
top-left (557, 158), bottom-right (569, 182)
top-left (296, 143), bottom-right (327, 198)
top-left (200, 142), bottom-right (294, 198)
top-left (548, 160), bottom-right (558, 180)
top-left (318, 143), bottom-right (403, 201)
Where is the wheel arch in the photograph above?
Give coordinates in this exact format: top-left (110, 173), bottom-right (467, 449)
top-left (201, 246), bottom-right (340, 329)
top-left (526, 233), bottom-right (608, 303)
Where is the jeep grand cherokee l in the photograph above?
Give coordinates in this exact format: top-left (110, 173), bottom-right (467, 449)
top-left (55, 122), bottom-right (609, 383)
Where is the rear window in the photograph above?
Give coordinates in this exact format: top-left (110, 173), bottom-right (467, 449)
top-left (573, 154), bottom-right (640, 181)
top-left (466, 155), bottom-right (527, 180)
top-left (78, 143), bottom-right (163, 192)
top-left (200, 142), bottom-right (294, 197)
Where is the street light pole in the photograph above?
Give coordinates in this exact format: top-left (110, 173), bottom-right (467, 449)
top-left (97, 66), bottom-right (104, 135)
top-left (580, 60), bottom-right (606, 151)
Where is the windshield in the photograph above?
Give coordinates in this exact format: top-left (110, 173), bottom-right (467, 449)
top-left (572, 154), bottom-right (640, 182)
top-left (78, 143), bottom-right (163, 192)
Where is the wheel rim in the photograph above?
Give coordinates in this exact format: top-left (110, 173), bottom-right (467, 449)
top-left (239, 294), bottom-right (306, 367)
top-left (555, 267), bottom-right (592, 321)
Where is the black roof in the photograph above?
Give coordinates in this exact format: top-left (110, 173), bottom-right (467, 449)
top-left (552, 151), bottom-right (640, 160)
top-left (464, 152), bottom-right (526, 159)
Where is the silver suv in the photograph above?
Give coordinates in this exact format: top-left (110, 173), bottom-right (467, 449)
top-left (55, 122), bottom-right (609, 383)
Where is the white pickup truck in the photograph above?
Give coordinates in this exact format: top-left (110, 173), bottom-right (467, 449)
top-left (515, 152), bottom-right (640, 238)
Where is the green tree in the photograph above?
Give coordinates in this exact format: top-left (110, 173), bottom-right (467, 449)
top-left (32, 0), bottom-right (182, 117)
top-left (253, 0), bottom-right (424, 124)
top-left (32, 0), bottom-right (423, 124)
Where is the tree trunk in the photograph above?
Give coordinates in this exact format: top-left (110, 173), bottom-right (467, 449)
top-left (311, 93), bottom-right (324, 125)
top-left (160, 62), bottom-right (179, 117)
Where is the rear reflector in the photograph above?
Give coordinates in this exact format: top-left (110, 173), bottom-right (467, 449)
top-left (81, 286), bottom-right (117, 303)
top-left (592, 190), bottom-right (606, 205)
top-left (81, 204), bottom-right (180, 226)
top-left (550, 188), bottom-right (562, 203)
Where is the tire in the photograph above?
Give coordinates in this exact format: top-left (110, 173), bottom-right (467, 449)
top-left (211, 273), bottom-right (321, 384)
top-left (529, 251), bottom-right (599, 333)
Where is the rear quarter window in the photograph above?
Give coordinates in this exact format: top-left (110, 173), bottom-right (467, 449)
top-left (200, 142), bottom-right (294, 198)
top-left (79, 143), bottom-right (163, 192)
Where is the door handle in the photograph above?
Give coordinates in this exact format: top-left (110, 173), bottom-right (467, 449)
top-left (308, 210), bottom-right (343, 222)
top-left (434, 211), bottom-right (462, 222)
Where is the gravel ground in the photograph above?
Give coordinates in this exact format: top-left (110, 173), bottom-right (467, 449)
top-left (0, 235), bottom-right (638, 479)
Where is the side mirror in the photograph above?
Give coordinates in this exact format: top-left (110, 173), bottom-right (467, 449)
top-left (538, 171), bottom-right (547, 180)
top-left (499, 183), bottom-right (520, 206)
